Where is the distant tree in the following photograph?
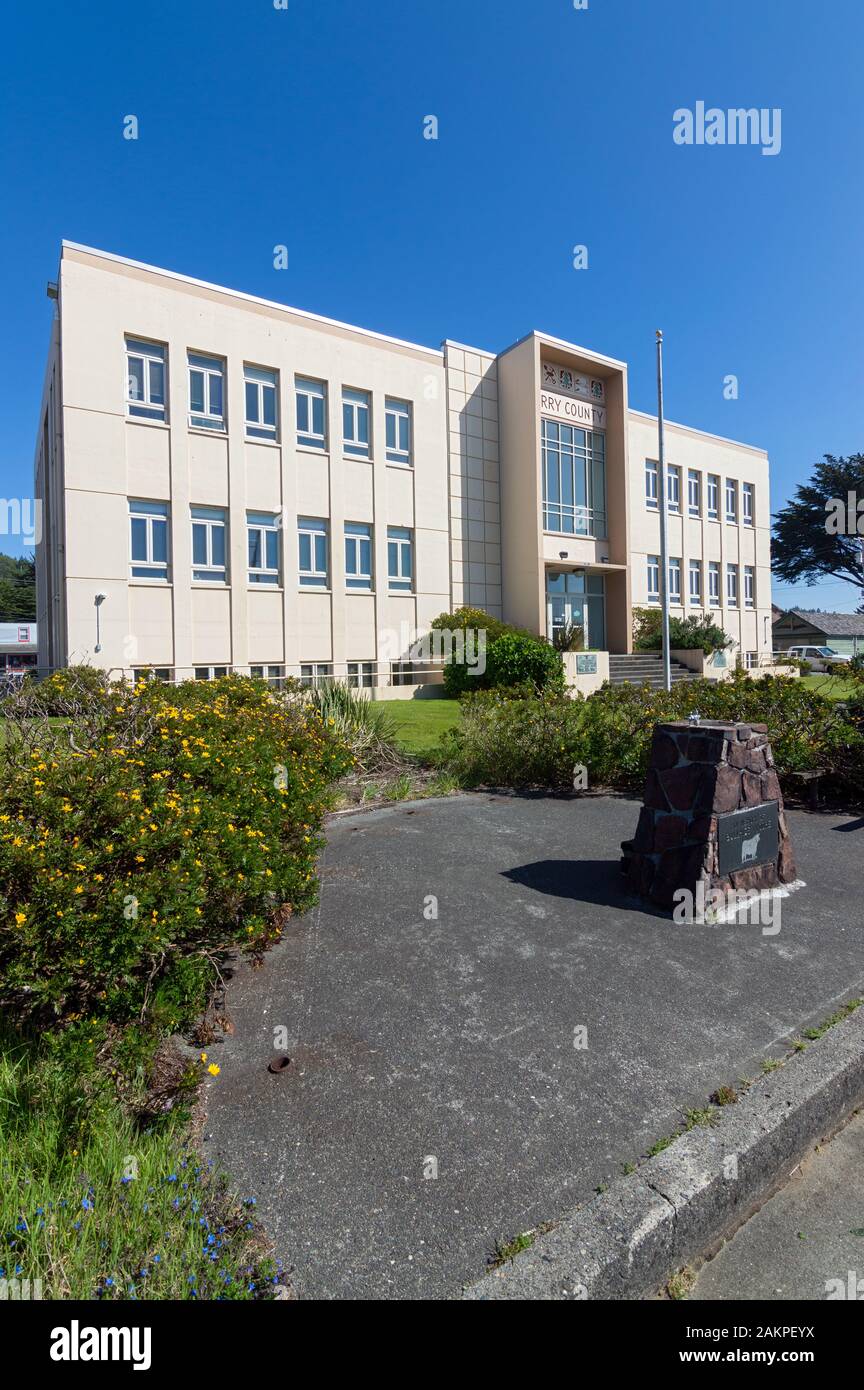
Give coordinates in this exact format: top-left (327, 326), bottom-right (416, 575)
top-left (772, 454), bottom-right (864, 610)
top-left (0, 554), bottom-right (36, 621)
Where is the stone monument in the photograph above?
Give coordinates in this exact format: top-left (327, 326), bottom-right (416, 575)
top-left (621, 719), bottom-right (798, 911)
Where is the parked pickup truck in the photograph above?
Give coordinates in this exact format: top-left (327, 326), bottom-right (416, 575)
top-left (785, 645), bottom-right (852, 672)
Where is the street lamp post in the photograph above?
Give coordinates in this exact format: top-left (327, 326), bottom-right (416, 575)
top-left (656, 330), bottom-right (672, 693)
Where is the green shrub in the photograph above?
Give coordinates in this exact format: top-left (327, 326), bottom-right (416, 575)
top-left (442, 687), bottom-right (588, 788)
top-left (0, 673), bottom-right (352, 1031)
top-left (442, 669), bottom-right (864, 794)
top-left (485, 631), bottom-right (564, 692)
top-left (636, 612), bottom-right (731, 656)
top-left (430, 607), bottom-right (563, 696)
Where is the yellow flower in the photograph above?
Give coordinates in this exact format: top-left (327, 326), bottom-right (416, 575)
top-left (200, 1052), bottom-right (207, 1062)
top-left (207, 1063), bottom-right (221, 1076)
top-left (15, 912), bottom-right (26, 926)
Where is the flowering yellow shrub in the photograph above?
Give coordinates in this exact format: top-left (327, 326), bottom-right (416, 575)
top-left (0, 674), bottom-right (351, 1028)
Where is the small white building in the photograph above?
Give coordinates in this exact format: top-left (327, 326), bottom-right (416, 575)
top-left (35, 243), bottom-right (773, 687)
top-left (0, 621), bottom-right (38, 673)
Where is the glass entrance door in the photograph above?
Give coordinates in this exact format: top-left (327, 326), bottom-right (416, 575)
top-left (546, 571), bottom-right (606, 649)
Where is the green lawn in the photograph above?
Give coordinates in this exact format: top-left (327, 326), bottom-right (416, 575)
top-left (799, 674), bottom-right (859, 701)
top-left (377, 698), bottom-right (460, 757)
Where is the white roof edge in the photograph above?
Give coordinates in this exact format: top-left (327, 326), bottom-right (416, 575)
top-left (628, 407), bottom-right (768, 456)
top-left (441, 338), bottom-right (498, 358)
top-left (531, 330), bottom-right (628, 371)
top-left (60, 241), bottom-right (445, 359)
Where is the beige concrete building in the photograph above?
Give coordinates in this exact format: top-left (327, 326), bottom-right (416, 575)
top-left (35, 243), bottom-right (773, 687)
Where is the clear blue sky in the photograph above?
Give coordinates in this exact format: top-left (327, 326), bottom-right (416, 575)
top-left (2, 0), bottom-right (862, 611)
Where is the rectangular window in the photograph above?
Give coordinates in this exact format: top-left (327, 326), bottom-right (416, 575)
top-left (742, 482), bottom-right (754, 526)
top-left (250, 664), bottom-right (285, 689)
top-left (129, 499), bottom-right (169, 581)
top-left (194, 666), bottom-right (229, 681)
top-left (300, 663), bottom-right (332, 688)
top-left (387, 527), bottom-right (413, 591)
top-left (689, 558), bottom-right (702, 606)
top-left (708, 560), bottom-right (721, 606)
top-left (542, 420), bottom-right (607, 537)
top-left (726, 563), bottom-right (739, 606)
top-left (296, 378), bottom-right (327, 449)
top-left (298, 518), bottom-right (329, 587)
top-left (133, 668), bottom-right (172, 683)
top-left (343, 388), bottom-right (371, 458)
top-left (188, 353), bottom-right (225, 431)
top-left (126, 338), bottom-right (166, 421)
top-left (667, 465), bottom-right (681, 514)
top-left (688, 469), bottom-right (701, 517)
top-left (245, 365), bottom-right (278, 440)
top-left (707, 474), bottom-right (720, 520)
top-left (347, 661), bottom-right (375, 688)
top-left (391, 662), bottom-right (415, 687)
top-left (191, 506), bottom-right (228, 583)
top-left (345, 522), bottom-right (373, 590)
top-left (247, 512), bottom-right (281, 585)
top-left (385, 398), bottom-right (412, 465)
top-left (725, 478), bottom-right (738, 523)
top-left (668, 556), bottom-right (682, 604)
top-left (744, 564), bottom-right (755, 608)
top-left (645, 459), bottom-right (658, 510)
top-left (647, 554), bottom-right (660, 603)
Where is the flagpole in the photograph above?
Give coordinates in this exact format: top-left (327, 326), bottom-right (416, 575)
top-left (656, 330), bottom-right (672, 693)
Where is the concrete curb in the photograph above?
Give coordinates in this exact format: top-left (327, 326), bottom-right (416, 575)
top-left (463, 1004), bottom-right (864, 1300)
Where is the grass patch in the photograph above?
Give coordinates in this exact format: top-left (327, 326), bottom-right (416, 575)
top-left (0, 1028), bottom-right (276, 1300)
top-left (375, 699), bottom-right (460, 759)
top-left (799, 674), bottom-right (859, 701)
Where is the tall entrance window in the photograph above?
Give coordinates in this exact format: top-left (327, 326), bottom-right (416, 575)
top-left (545, 570), bottom-right (606, 649)
top-left (542, 421), bottom-right (607, 537)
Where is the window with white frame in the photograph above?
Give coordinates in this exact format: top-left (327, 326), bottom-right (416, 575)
top-left (298, 518), bottom-right (329, 587)
top-left (251, 664), bottom-right (285, 689)
top-left (725, 478), bottom-right (738, 523)
top-left (385, 398), bottom-right (412, 465)
top-left (707, 474), bottom-right (719, 520)
top-left (647, 554), bottom-right (660, 603)
top-left (126, 338), bottom-right (166, 421)
top-left (342, 388), bottom-right (371, 457)
top-left (129, 499), bottom-right (169, 581)
top-left (645, 459), bottom-right (658, 509)
top-left (387, 527), bottom-right (413, 591)
top-left (742, 482), bottom-right (754, 526)
top-left (300, 663), bottom-right (332, 688)
top-left (347, 661), bottom-right (375, 688)
top-left (392, 661), bottom-right (415, 687)
top-left (188, 353), bottom-right (225, 431)
top-left (543, 422), bottom-right (607, 536)
top-left (688, 469), bottom-right (701, 517)
top-left (247, 512), bottom-right (281, 585)
top-left (708, 560), bottom-right (721, 606)
top-left (133, 668), bottom-right (172, 683)
top-left (245, 365), bottom-right (278, 440)
top-left (296, 378), bottom-right (327, 449)
top-left (191, 506), bottom-right (228, 583)
top-left (194, 666), bottom-right (229, 681)
top-left (667, 465), bottom-right (681, 514)
top-left (345, 522), bottom-right (373, 590)
top-left (668, 556), bottom-right (682, 604)
top-left (744, 651), bottom-right (759, 669)
top-left (726, 563), bottom-right (739, 606)
top-left (744, 565), bottom-right (755, 608)
top-left (689, 558), bottom-right (702, 605)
